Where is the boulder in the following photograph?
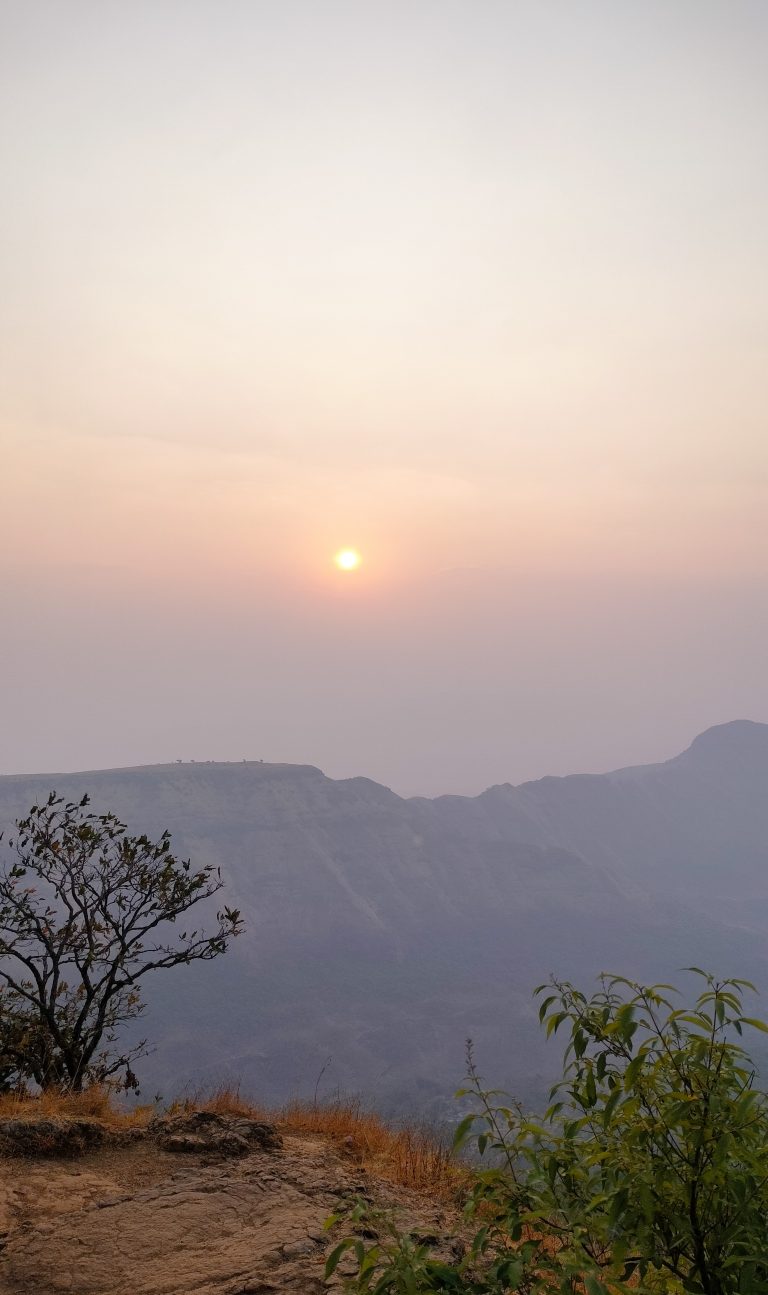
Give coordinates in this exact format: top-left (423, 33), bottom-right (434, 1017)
top-left (148, 1111), bottom-right (282, 1157)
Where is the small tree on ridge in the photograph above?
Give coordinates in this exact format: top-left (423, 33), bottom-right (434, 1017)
top-left (0, 793), bottom-right (242, 1091)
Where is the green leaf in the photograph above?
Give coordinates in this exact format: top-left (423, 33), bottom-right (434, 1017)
top-left (324, 1240), bottom-right (352, 1278)
top-left (623, 1051), bottom-right (646, 1088)
top-left (546, 1010), bottom-right (569, 1037)
top-left (496, 1257), bottom-right (524, 1286)
top-left (361, 1247), bottom-right (381, 1277)
top-left (603, 1087), bottom-right (621, 1125)
top-left (452, 1114), bottom-right (477, 1149)
top-left (585, 1066), bottom-right (597, 1107)
top-left (585, 1277), bottom-right (607, 1295)
top-left (741, 1017), bottom-right (768, 1033)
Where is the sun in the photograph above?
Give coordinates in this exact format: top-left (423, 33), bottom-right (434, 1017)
top-left (334, 548), bottom-right (361, 572)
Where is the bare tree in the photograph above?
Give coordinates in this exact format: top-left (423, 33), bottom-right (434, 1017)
top-left (0, 793), bottom-right (242, 1091)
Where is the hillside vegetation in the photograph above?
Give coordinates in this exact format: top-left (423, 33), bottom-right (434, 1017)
top-left (331, 971), bottom-right (768, 1293)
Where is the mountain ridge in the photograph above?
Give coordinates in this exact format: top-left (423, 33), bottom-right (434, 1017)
top-left (0, 721), bottom-right (765, 1114)
top-left (4, 718), bottom-right (764, 800)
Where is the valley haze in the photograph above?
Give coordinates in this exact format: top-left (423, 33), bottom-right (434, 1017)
top-left (0, 719), bottom-right (766, 1116)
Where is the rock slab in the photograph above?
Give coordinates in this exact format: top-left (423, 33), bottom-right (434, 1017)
top-left (0, 1137), bottom-right (351, 1295)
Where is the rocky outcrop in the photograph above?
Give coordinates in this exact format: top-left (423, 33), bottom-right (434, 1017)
top-left (148, 1110), bottom-right (282, 1156)
top-left (0, 1118), bottom-right (144, 1158)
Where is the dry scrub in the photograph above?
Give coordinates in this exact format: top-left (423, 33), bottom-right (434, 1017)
top-left (174, 1084), bottom-right (462, 1197)
top-left (0, 1083), bottom-right (461, 1198)
top-left (0, 1084), bottom-right (152, 1128)
top-left (280, 1097), bottom-right (460, 1196)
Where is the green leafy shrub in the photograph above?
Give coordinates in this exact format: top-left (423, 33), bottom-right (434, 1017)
top-left (330, 971), bottom-right (768, 1293)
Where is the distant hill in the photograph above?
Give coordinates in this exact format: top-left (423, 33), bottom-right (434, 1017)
top-left (1, 720), bottom-right (766, 1115)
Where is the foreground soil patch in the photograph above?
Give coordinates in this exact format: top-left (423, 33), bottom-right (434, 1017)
top-left (0, 1123), bottom-right (460, 1295)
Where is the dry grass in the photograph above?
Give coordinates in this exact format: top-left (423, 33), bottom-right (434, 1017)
top-left (174, 1083), bottom-right (462, 1197)
top-left (279, 1096), bottom-right (462, 1197)
top-left (167, 1081), bottom-right (267, 1121)
top-left (0, 1085), bottom-right (152, 1128)
top-left (0, 1081), bottom-right (462, 1198)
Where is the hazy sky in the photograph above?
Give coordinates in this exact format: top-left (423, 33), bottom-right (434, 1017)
top-left (1, 1), bottom-right (766, 795)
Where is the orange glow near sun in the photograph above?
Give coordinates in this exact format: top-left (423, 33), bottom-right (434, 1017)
top-left (334, 548), bottom-right (361, 571)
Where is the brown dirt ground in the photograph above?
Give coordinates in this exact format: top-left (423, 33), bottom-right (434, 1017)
top-left (0, 1130), bottom-right (463, 1295)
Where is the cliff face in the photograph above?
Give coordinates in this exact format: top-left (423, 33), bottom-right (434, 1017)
top-left (472, 719), bottom-right (768, 920)
top-left (0, 721), bottom-right (766, 1112)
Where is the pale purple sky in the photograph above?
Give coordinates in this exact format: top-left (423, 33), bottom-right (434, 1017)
top-left (1, 1), bottom-right (766, 794)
